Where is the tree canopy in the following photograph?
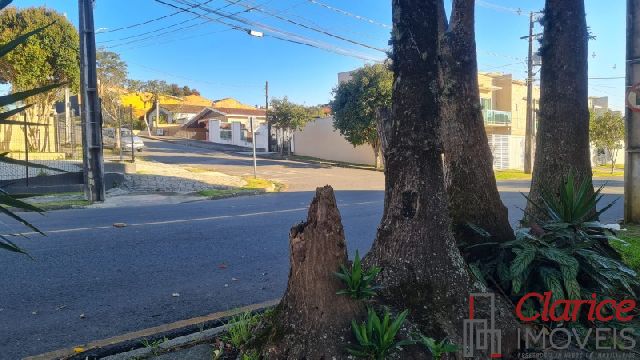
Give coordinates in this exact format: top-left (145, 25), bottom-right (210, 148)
top-left (331, 63), bottom-right (392, 169)
top-left (0, 6), bottom-right (79, 99)
top-left (590, 110), bottom-right (625, 172)
top-left (331, 64), bottom-right (392, 147)
top-left (268, 97), bottom-right (313, 131)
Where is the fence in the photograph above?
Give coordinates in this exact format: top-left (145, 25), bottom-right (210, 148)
top-left (0, 112), bottom-right (83, 182)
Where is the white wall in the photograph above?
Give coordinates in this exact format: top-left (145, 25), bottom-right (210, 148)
top-left (293, 116), bottom-right (377, 166)
top-left (207, 120), bottom-right (268, 150)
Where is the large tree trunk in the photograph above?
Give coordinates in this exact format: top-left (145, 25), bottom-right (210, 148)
top-left (259, 186), bottom-right (363, 359)
top-left (365, 0), bottom-right (520, 354)
top-left (439, 0), bottom-right (514, 249)
top-left (525, 0), bottom-right (593, 222)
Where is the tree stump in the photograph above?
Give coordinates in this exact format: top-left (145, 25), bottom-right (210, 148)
top-left (260, 185), bottom-right (364, 359)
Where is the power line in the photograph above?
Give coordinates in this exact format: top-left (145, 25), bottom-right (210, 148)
top-left (98, 0), bottom-right (216, 34)
top-left (476, 0), bottom-right (530, 16)
top-left (213, 0), bottom-right (387, 53)
top-left (156, 0), bottom-right (382, 62)
top-left (305, 0), bottom-right (391, 29)
top-left (102, 0), bottom-right (251, 48)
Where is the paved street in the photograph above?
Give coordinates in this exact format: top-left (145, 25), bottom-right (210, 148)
top-left (0, 138), bottom-right (625, 359)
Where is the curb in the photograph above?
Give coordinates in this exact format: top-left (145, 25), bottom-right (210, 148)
top-left (25, 299), bottom-right (279, 360)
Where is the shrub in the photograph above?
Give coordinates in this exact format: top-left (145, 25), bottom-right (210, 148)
top-left (335, 250), bottom-right (381, 300)
top-left (348, 307), bottom-right (411, 359)
top-left (468, 173), bottom-right (639, 325)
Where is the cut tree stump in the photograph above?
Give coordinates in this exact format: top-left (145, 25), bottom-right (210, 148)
top-left (259, 185), bottom-right (364, 359)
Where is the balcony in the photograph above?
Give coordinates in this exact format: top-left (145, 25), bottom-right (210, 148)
top-left (483, 109), bottom-right (512, 126)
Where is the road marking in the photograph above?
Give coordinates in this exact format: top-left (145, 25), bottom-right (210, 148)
top-left (2, 200), bottom-right (383, 237)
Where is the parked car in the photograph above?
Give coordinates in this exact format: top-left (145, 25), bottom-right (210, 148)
top-left (103, 128), bottom-right (145, 152)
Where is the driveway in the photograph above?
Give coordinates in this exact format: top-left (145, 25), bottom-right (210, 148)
top-left (139, 137), bottom-right (385, 192)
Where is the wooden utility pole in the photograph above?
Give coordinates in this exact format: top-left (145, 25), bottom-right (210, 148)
top-left (524, 12), bottom-right (535, 174)
top-left (265, 80), bottom-right (271, 152)
top-left (78, 0), bottom-right (105, 202)
top-left (626, 0), bottom-right (640, 222)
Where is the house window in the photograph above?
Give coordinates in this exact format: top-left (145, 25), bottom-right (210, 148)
top-left (481, 98), bottom-right (492, 110)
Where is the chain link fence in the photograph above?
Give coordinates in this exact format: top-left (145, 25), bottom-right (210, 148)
top-left (0, 112), bottom-right (83, 182)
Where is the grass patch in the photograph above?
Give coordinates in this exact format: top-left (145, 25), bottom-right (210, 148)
top-left (197, 189), bottom-right (252, 198)
top-left (243, 177), bottom-right (275, 190)
top-left (613, 224), bottom-right (640, 272)
top-left (27, 199), bottom-right (90, 211)
top-left (592, 166), bottom-right (624, 177)
top-left (494, 169), bottom-right (532, 181)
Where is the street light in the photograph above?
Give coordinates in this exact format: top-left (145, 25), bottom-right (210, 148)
top-left (248, 30), bottom-right (264, 37)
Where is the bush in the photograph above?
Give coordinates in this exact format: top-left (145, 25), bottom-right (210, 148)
top-left (468, 173), bottom-right (639, 325)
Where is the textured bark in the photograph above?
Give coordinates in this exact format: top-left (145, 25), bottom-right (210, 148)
top-left (261, 186), bottom-right (363, 359)
top-left (526, 0), bottom-right (593, 222)
top-left (440, 0), bottom-right (514, 248)
top-left (364, 0), bottom-right (516, 352)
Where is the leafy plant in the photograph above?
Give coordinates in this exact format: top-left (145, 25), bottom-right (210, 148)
top-left (525, 171), bottom-right (615, 225)
top-left (348, 307), bottom-right (411, 360)
top-left (469, 173), bottom-right (639, 326)
top-left (224, 311), bottom-right (259, 348)
top-left (335, 250), bottom-right (381, 299)
top-left (140, 337), bottom-right (167, 356)
top-left (413, 334), bottom-right (458, 360)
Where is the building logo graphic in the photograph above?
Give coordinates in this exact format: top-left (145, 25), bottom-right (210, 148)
top-left (463, 292), bottom-right (502, 358)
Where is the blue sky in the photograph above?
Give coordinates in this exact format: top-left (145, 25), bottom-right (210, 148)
top-left (15, 0), bottom-right (627, 110)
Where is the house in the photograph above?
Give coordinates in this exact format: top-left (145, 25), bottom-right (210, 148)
top-left (181, 106), bottom-right (268, 148)
top-left (146, 103), bottom-right (209, 125)
top-left (293, 70), bottom-right (544, 170)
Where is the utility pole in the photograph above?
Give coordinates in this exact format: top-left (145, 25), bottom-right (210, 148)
top-left (64, 87), bottom-right (72, 143)
top-left (250, 116), bottom-right (257, 178)
top-left (626, 0), bottom-right (640, 223)
top-left (265, 80), bottom-right (271, 152)
top-left (78, 0), bottom-right (105, 202)
top-left (524, 12), bottom-right (535, 174)
top-left (154, 96), bottom-right (160, 135)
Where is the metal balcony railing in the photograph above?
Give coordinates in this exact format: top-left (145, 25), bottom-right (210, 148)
top-left (483, 109), bottom-right (512, 125)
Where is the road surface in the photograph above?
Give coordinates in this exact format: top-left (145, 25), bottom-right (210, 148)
top-left (0, 138), bottom-right (624, 359)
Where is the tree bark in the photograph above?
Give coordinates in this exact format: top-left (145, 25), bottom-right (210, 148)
top-left (439, 0), bottom-right (514, 248)
top-left (260, 185), bottom-right (363, 359)
top-left (526, 0), bottom-right (593, 222)
top-left (363, 0), bottom-right (517, 353)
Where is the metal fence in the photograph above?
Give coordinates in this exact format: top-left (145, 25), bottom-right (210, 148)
top-left (0, 112), bottom-right (83, 182)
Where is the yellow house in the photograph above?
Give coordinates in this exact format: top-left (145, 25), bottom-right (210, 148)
top-left (478, 72), bottom-right (541, 137)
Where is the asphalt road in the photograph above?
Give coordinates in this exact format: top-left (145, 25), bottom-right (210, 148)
top-left (0, 139), bottom-right (625, 359)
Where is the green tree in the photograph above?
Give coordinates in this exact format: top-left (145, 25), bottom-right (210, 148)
top-left (96, 50), bottom-right (127, 127)
top-left (331, 64), bottom-right (391, 169)
top-left (590, 110), bottom-right (625, 173)
top-left (0, 0), bottom-right (61, 256)
top-left (268, 97), bottom-right (312, 154)
top-left (0, 6), bottom-right (79, 127)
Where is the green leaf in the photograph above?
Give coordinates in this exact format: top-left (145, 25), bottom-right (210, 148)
top-left (0, 21), bottom-right (55, 58)
top-left (510, 244), bottom-right (536, 278)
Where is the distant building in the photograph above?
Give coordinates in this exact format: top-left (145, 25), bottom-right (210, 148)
top-left (146, 103), bottom-right (209, 125)
top-left (588, 96), bottom-right (610, 116)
